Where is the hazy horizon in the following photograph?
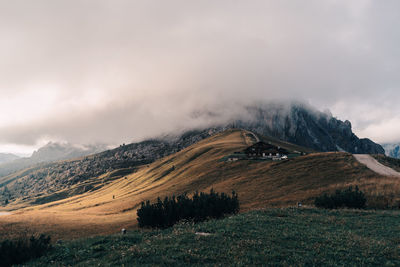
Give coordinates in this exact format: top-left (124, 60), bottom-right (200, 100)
top-left (1, 0), bottom-right (400, 155)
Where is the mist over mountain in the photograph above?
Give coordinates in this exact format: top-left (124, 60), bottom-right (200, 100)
top-left (181, 102), bottom-right (384, 154)
top-left (1, 1), bottom-right (400, 152)
top-left (382, 144), bottom-right (400, 159)
top-left (228, 103), bottom-right (384, 154)
top-left (0, 153), bottom-right (19, 164)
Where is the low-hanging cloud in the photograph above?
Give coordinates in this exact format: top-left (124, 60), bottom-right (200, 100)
top-left (0, 0), bottom-right (399, 153)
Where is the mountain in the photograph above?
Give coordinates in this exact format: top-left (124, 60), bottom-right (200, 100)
top-left (0, 102), bottom-right (384, 206)
top-left (382, 144), bottom-right (400, 158)
top-left (30, 142), bottom-right (109, 163)
top-left (0, 102), bottom-right (383, 181)
top-left (0, 153), bottom-right (19, 164)
top-left (0, 129), bottom-right (389, 240)
top-left (0, 143), bottom-right (108, 178)
top-left (225, 103), bottom-right (384, 154)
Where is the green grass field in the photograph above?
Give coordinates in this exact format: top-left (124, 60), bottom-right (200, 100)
top-left (27, 208), bottom-right (400, 266)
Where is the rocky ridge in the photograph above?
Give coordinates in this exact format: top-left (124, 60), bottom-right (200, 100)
top-left (229, 103), bottom-right (384, 154)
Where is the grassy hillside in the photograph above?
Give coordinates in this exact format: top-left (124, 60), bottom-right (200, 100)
top-left (0, 129), bottom-right (221, 206)
top-left (27, 208), bottom-right (400, 266)
top-left (0, 129), bottom-right (394, 240)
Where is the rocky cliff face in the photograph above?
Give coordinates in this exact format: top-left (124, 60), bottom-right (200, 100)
top-left (229, 103), bottom-right (384, 154)
top-left (383, 144), bottom-right (400, 158)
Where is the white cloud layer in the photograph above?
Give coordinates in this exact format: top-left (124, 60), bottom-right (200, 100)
top-left (0, 0), bottom-right (399, 154)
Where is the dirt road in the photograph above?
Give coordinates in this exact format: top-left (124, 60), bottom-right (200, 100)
top-left (353, 154), bottom-right (400, 177)
top-left (246, 131), bottom-right (260, 143)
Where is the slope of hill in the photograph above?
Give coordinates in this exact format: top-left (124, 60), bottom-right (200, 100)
top-left (0, 129), bottom-right (221, 205)
top-left (354, 154), bottom-right (400, 177)
top-left (372, 154), bottom-right (400, 173)
top-left (0, 129), bottom-right (392, 240)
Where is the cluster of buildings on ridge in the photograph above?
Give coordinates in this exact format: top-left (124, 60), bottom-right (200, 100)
top-left (227, 141), bottom-right (291, 162)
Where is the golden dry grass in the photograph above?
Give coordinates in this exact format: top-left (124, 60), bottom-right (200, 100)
top-left (0, 129), bottom-right (394, 240)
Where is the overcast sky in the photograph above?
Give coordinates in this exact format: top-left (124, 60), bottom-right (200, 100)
top-left (0, 0), bottom-right (399, 155)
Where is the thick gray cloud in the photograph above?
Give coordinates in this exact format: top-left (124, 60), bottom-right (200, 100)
top-left (0, 0), bottom-right (399, 154)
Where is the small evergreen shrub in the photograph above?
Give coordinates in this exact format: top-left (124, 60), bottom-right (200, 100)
top-left (137, 189), bottom-right (239, 228)
top-left (0, 234), bottom-right (52, 267)
top-left (315, 186), bottom-right (366, 209)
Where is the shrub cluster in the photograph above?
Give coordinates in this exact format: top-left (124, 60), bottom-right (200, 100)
top-left (315, 186), bottom-right (366, 209)
top-left (137, 189), bottom-right (239, 228)
top-left (0, 234), bottom-right (52, 267)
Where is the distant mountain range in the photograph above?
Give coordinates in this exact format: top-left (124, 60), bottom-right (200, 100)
top-left (30, 142), bottom-right (109, 163)
top-left (0, 153), bottom-right (20, 164)
top-left (382, 144), bottom-right (400, 159)
top-left (0, 142), bottom-right (108, 178)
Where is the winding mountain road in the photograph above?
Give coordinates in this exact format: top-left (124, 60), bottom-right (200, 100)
top-left (247, 131), bottom-right (260, 143)
top-left (353, 154), bottom-right (400, 177)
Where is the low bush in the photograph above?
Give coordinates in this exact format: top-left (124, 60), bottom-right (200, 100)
top-left (0, 234), bottom-right (52, 267)
top-left (315, 186), bottom-right (366, 209)
top-left (137, 189), bottom-right (239, 228)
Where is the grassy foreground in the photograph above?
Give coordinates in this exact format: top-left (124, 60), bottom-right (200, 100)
top-left (27, 208), bottom-right (400, 266)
